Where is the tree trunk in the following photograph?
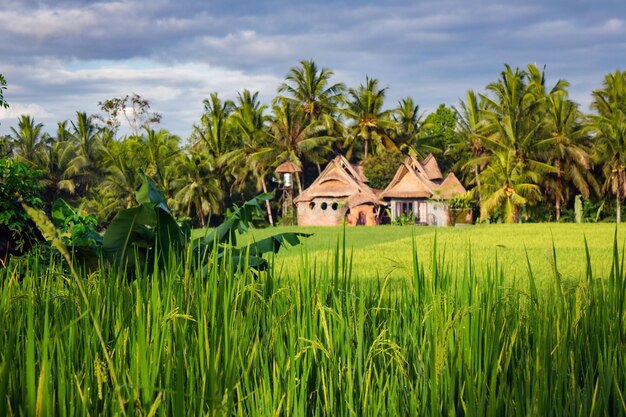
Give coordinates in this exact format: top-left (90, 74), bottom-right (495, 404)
top-left (261, 177), bottom-right (274, 226)
top-left (474, 165), bottom-right (482, 205)
top-left (617, 194), bottom-right (621, 224)
top-left (316, 162), bottom-right (321, 175)
top-left (295, 172), bottom-right (302, 194)
top-left (364, 140), bottom-right (369, 160)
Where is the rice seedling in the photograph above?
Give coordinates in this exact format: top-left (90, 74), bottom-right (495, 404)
top-left (0, 230), bottom-right (624, 416)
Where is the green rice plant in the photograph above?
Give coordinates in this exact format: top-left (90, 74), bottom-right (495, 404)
top-left (0, 228), bottom-right (624, 416)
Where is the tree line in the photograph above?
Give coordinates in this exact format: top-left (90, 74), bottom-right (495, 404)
top-left (1, 61), bottom-right (625, 228)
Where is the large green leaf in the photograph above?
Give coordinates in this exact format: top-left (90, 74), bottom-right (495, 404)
top-left (136, 172), bottom-right (166, 207)
top-left (51, 199), bottom-right (75, 227)
top-left (238, 232), bottom-right (312, 257)
top-left (102, 204), bottom-right (156, 268)
top-left (155, 205), bottom-right (186, 263)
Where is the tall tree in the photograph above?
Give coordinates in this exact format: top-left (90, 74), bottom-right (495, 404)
top-left (192, 92), bottom-right (237, 214)
top-left (539, 95), bottom-right (597, 220)
top-left (265, 100), bottom-right (333, 190)
top-left (278, 59), bottom-right (345, 122)
top-left (477, 150), bottom-right (542, 223)
top-left (10, 115), bottom-right (49, 165)
top-left (588, 70), bottom-right (626, 223)
top-left (227, 90), bottom-right (274, 225)
top-left (392, 97), bottom-right (437, 157)
top-left (95, 93), bottom-right (162, 136)
top-left (70, 112), bottom-right (102, 194)
top-left (39, 121), bottom-right (81, 202)
top-left (173, 151), bottom-right (222, 227)
top-left (451, 90), bottom-right (489, 204)
top-left (0, 73), bottom-right (8, 110)
top-left (343, 76), bottom-right (396, 160)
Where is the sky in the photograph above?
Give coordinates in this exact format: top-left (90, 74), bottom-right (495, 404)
top-left (0, 0), bottom-right (625, 139)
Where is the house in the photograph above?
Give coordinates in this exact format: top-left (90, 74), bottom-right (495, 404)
top-left (379, 154), bottom-right (469, 226)
top-left (293, 155), bottom-right (382, 226)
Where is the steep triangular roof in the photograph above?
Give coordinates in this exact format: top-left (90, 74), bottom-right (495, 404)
top-left (421, 153), bottom-right (443, 181)
top-left (293, 156), bottom-right (380, 207)
top-left (380, 155), bottom-right (465, 200)
top-left (437, 172), bottom-right (467, 198)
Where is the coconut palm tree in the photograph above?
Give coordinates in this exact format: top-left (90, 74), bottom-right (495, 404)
top-left (539, 95), bottom-right (598, 220)
top-left (278, 59), bottom-right (345, 122)
top-left (263, 100), bottom-right (334, 191)
top-left (391, 97), bottom-right (438, 158)
top-left (477, 149), bottom-right (542, 223)
top-left (39, 121), bottom-right (82, 202)
top-left (174, 151), bottom-right (222, 227)
top-left (227, 90), bottom-right (275, 224)
top-left (143, 128), bottom-right (181, 196)
top-left (451, 90), bottom-right (490, 204)
top-left (343, 76), bottom-right (396, 160)
top-left (192, 92), bottom-right (237, 213)
top-left (588, 70), bottom-right (626, 223)
top-left (10, 115), bottom-right (49, 165)
top-left (70, 112), bottom-right (102, 194)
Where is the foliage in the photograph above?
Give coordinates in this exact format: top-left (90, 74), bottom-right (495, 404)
top-left (362, 148), bottom-right (405, 189)
top-left (0, 158), bottom-right (43, 257)
top-left (0, 73), bottom-right (8, 110)
top-left (1, 230), bottom-right (625, 415)
top-left (26, 174), bottom-right (309, 274)
top-left (51, 199), bottom-right (102, 252)
top-left (95, 93), bottom-right (162, 136)
top-left (343, 76), bottom-right (397, 160)
top-left (421, 104), bottom-right (458, 155)
top-left (392, 211), bottom-right (415, 225)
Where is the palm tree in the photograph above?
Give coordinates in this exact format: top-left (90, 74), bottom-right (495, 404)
top-left (173, 151), bottom-right (222, 227)
top-left (477, 150), bottom-right (542, 223)
top-left (392, 97), bottom-right (438, 157)
top-left (10, 115), bottom-right (49, 165)
top-left (227, 90), bottom-right (274, 224)
top-left (343, 76), bottom-right (396, 160)
top-left (192, 92), bottom-right (236, 213)
top-left (278, 59), bottom-right (345, 122)
top-left (588, 70), bottom-right (626, 223)
top-left (264, 100), bottom-right (334, 191)
top-left (39, 121), bottom-right (81, 202)
top-left (451, 90), bottom-right (490, 204)
top-left (70, 112), bottom-right (102, 194)
top-left (143, 128), bottom-right (181, 196)
top-left (539, 95), bottom-right (597, 220)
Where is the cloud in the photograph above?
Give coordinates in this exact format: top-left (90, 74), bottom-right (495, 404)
top-left (1, 0), bottom-right (625, 137)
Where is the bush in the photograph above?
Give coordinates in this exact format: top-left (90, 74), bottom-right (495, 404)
top-left (362, 149), bottom-right (405, 190)
top-left (0, 158), bottom-right (43, 259)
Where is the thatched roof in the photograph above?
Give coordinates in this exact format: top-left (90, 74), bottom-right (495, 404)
top-left (294, 155), bottom-right (381, 208)
top-left (421, 153), bottom-right (443, 180)
top-left (275, 161), bottom-right (302, 173)
top-left (380, 155), bottom-right (466, 200)
top-left (438, 172), bottom-right (467, 199)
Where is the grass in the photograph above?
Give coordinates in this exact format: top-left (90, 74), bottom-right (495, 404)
top-left (194, 223), bottom-right (626, 284)
top-left (0, 224), bottom-right (625, 416)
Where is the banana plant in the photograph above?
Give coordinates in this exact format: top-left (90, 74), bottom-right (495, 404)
top-left (101, 173), bottom-right (309, 273)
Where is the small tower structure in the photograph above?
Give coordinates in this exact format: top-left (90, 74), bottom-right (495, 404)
top-left (275, 161), bottom-right (301, 225)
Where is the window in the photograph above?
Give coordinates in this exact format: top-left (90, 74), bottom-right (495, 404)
top-left (331, 202), bottom-right (338, 211)
top-left (396, 201), bottom-right (413, 218)
top-left (321, 202), bottom-right (328, 210)
top-left (309, 202), bottom-right (316, 210)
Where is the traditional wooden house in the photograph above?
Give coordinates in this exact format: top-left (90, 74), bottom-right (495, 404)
top-left (293, 155), bottom-right (382, 226)
top-left (379, 154), bottom-right (468, 226)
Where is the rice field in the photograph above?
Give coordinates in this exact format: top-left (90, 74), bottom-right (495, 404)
top-left (1, 224), bottom-right (625, 416)
top-left (195, 223), bottom-right (626, 284)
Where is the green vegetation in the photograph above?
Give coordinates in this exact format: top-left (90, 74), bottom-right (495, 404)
top-left (199, 223), bottom-right (626, 284)
top-left (2, 65), bottom-right (626, 231)
top-left (1, 229), bottom-right (625, 415)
